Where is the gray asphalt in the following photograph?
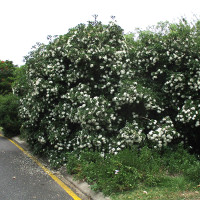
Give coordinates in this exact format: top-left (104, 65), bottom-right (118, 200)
top-left (0, 135), bottom-right (75, 200)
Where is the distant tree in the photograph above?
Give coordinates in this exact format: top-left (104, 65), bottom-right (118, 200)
top-left (0, 60), bottom-right (20, 137)
top-left (12, 65), bottom-right (29, 97)
top-left (0, 60), bottom-right (17, 95)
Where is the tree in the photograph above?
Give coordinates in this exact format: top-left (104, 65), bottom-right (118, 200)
top-left (0, 60), bottom-right (17, 95)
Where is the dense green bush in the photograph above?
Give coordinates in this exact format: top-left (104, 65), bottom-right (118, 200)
top-left (162, 145), bottom-right (200, 182)
top-left (17, 20), bottom-right (169, 163)
top-left (0, 60), bottom-right (17, 95)
top-left (0, 94), bottom-right (21, 137)
top-left (14, 17), bottom-right (200, 167)
top-left (129, 19), bottom-right (200, 153)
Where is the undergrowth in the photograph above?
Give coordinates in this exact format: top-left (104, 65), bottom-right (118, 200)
top-left (66, 145), bottom-right (200, 196)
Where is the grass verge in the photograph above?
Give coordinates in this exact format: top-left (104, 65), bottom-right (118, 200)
top-left (65, 145), bottom-right (200, 200)
top-left (111, 176), bottom-right (200, 200)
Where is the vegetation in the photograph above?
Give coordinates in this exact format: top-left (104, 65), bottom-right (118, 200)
top-left (111, 183), bottom-right (200, 200)
top-left (7, 16), bottom-right (200, 198)
top-left (128, 19), bottom-right (200, 154)
top-left (65, 145), bottom-right (200, 198)
top-left (0, 94), bottom-right (20, 137)
top-left (0, 60), bottom-right (20, 137)
top-left (0, 60), bottom-right (17, 95)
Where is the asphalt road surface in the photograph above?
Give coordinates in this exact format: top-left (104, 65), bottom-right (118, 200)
top-left (0, 135), bottom-right (80, 200)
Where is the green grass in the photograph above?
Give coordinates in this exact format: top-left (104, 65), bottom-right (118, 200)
top-left (65, 145), bottom-right (200, 199)
top-left (111, 176), bottom-right (200, 200)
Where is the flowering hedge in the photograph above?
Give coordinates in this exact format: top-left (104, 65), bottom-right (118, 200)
top-left (15, 18), bottom-right (200, 167)
top-left (129, 19), bottom-right (200, 153)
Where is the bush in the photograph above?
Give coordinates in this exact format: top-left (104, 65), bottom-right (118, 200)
top-left (66, 146), bottom-right (200, 195)
top-left (16, 18), bottom-right (183, 165)
top-left (129, 19), bottom-right (200, 153)
top-left (0, 60), bottom-right (17, 95)
top-left (15, 17), bottom-right (200, 168)
top-left (66, 147), bottom-right (162, 195)
top-left (0, 94), bottom-right (21, 137)
top-left (16, 19), bottom-right (144, 159)
top-left (162, 145), bottom-right (200, 183)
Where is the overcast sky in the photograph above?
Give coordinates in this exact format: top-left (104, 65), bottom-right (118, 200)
top-left (1, 0), bottom-right (200, 66)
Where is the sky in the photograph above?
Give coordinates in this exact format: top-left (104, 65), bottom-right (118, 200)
top-left (1, 0), bottom-right (200, 66)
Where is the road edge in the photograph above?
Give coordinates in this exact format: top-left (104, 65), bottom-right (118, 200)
top-left (8, 134), bottom-right (110, 200)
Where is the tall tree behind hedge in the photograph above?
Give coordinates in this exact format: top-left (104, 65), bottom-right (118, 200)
top-left (0, 60), bottom-right (17, 95)
top-left (0, 60), bottom-right (21, 137)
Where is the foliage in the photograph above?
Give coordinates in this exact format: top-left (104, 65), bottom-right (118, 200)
top-left (15, 19), bottom-right (176, 162)
top-left (0, 94), bottom-right (21, 137)
top-left (14, 17), bottom-right (200, 168)
top-left (66, 147), bottom-right (161, 195)
top-left (66, 146), bottom-right (200, 195)
top-left (132, 18), bottom-right (200, 151)
top-left (12, 65), bottom-right (29, 97)
top-left (129, 19), bottom-right (200, 153)
top-left (0, 60), bottom-right (17, 95)
top-left (162, 145), bottom-right (200, 182)
top-left (10, 16), bottom-right (200, 198)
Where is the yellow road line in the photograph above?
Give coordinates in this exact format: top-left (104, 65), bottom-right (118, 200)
top-left (0, 133), bottom-right (82, 200)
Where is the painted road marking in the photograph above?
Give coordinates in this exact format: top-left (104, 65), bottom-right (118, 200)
top-left (0, 133), bottom-right (82, 200)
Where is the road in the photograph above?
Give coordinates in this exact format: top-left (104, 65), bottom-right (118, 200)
top-left (0, 134), bottom-right (81, 200)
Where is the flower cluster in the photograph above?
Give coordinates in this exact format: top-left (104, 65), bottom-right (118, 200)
top-left (176, 100), bottom-right (200, 127)
top-left (147, 116), bottom-right (179, 148)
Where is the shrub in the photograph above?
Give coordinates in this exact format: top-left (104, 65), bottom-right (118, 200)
top-left (129, 18), bottom-right (200, 153)
top-left (15, 18), bottom-right (183, 165)
top-left (66, 146), bottom-right (200, 195)
top-left (15, 17), bottom-right (200, 167)
top-left (184, 161), bottom-right (200, 183)
top-left (0, 94), bottom-right (21, 137)
top-left (162, 145), bottom-right (200, 183)
top-left (66, 147), bottom-right (162, 195)
top-left (0, 60), bottom-right (17, 95)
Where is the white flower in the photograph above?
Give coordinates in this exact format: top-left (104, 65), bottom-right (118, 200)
top-left (149, 130), bottom-right (153, 135)
top-left (100, 153), bottom-right (105, 158)
top-left (115, 170), bottom-right (119, 174)
top-left (121, 70), bottom-right (125, 74)
top-left (153, 134), bottom-right (157, 139)
top-left (195, 121), bottom-right (200, 127)
top-left (157, 128), bottom-right (162, 134)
